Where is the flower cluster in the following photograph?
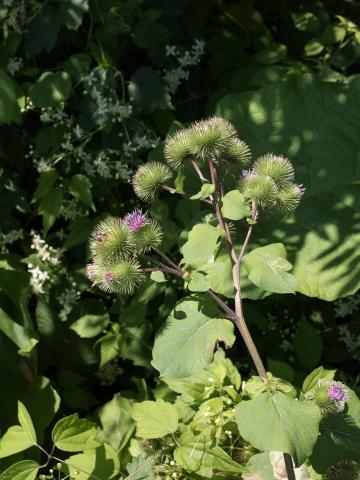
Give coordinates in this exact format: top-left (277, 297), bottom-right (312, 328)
top-left (240, 154), bottom-right (305, 212)
top-left (86, 210), bottom-right (162, 295)
top-left (163, 39), bottom-right (205, 95)
top-left (27, 231), bottom-right (61, 294)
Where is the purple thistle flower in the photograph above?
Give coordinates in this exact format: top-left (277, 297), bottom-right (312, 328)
top-left (295, 184), bottom-right (306, 196)
top-left (104, 271), bottom-right (115, 286)
top-left (123, 209), bottom-right (148, 232)
top-left (327, 382), bottom-right (348, 405)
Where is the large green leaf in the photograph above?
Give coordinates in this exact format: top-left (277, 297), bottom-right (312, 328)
top-left (294, 318), bottom-right (323, 370)
top-left (152, 297), bottom-right (235, 377)
top-left (52, 414), bottom-right (99, 452)
top-left (30, 71), bottom-right (72, 108)
top-left (181, 224), bottom-right (223, 266)
top-left (174, 430), bottom-right (245, 476)
top-left (17, 402), bottom-right (36, 445)
top-left (243, 243), bottom-right (297, 294)
top-left (0, 70), bottom-right (20, 124)
top-left (132, 399), bottom-right (178, 438)
top-left (129, 67), bottom-right (172, 111)
top-left (217, 77), bottom-right (360, 300)
top-left (65, 445), bottom-right (119, 480)
top-left (38, 188), bottom-right (63, 233)
top-left (310, 390), bottom-right (360, 473)
top-left (0, 426), bottom-right (34, 458)
top-left (221, 190), bottom-right (251, 220)
top-left (0, 308), bottom-right (37, 355)
top-left (59, 0), bottom-right (89, 30)
top-left (97, 394), bottom-right (135, 451)
top-left (235, 392), bottom-right (321, 466)
top-left (0, 460), bottom-right (39, 480)
top-left (68, 174), bottom-right (95, 211)
top-left (70, 314), bottom-right (109, 338)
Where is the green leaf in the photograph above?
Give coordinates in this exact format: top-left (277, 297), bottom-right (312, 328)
top-left (304, 39), bottom-right (324, 57)
top-left (255, 43), bottom-right (287, 64)
top-left (246, 452), bottom-right (277, 480)
top-left (65, 445), bottom-right (119, 480)
top-left (38, 188), bottom-right (63, 233)
top-left (70, 314), bottom-right (109, 338)
top-left (17, 402), bottom-right (36, 445)
top-left (126, 454), bottom-right (155, 480)
top-left (33, 171), bottom-right (58, 201)
top-left (30, 71), bottom-right (72, 108)
top-left (132, 399), bottom-right (178, 438)
top-left (129, 67), bottom-right (172, 112)
top-left (236, 392), bottom-right (321, 466)
top-left (63, 216), bottom-right (93, 249)
top-left (291, 12), bottom-right (320, 32)
top-left (68, 174), bottom-right (95, 210)
top-left (0, 70), bottom-right (21, 124)
top-left (97, 394), bottom-right (135, 451)
top-left (0, 307), bottom-right (37, 355)
top-left (97, 333), bottom-right (122, 368)
top-left (0, 460), bottom-right (39, 480)
top-left (174, 431), bottom-right (245, 476)
top-left (181, 224), bottom-right (223, 266)
top-left (221, 190), bottom-right (251, 220)
top-left (294, 319), bottom-right (323, 369)
top-left (59, 0), bottom-right (89, 30)
top-left (21, 376), bottom-right (61, 434)
top-left (52, 414), bottom-right (100, 452)
top-left (152, 297), bottom-right (235, 377)
top-left (0, 426), bottom-right (34, 458)
top-left (302, 367), bottom-right (336, 394)
top-left (243, 243), bottom-right (297, 294)
top-left (25, 4), bottom-right (61, 56)
top-left (190, 183), bottom-right (215, 200)
top-left (150, 271), bottom-right (166, 283)
top-left (310, 390), bottom-right (360, 472)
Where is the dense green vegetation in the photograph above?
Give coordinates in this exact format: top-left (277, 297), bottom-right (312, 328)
top-left (0, 1), bottom-right (360, 479)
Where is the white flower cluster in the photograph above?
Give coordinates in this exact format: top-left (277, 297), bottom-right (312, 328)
top-left (334, 293), bottom-right (360, 318)
top-left (30, 231), bottom-right (60, 266)
top-left (163, 39), bottom-right (205, 94)
top-left (28, 266), bottom-right (50, 295)
top-left (58, 285), bottom-right (81, 322)
top-left (82, 68), bottom-right (133, 126)
top-left (122, 133), bottom-right (160, 159)
top-left (27, 231), bottom-right (61, 294)
top-left (7, 57), bottom-right (23, 76)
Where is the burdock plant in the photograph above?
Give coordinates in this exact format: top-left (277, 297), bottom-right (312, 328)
top-left (86, 116), bottom-right (356, 479)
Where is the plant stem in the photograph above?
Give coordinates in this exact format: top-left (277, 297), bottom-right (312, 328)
top-left (154, 247), bottom-right (182, 272)
top-left (191, 159), bottom-right (208, 182)
top-left (283, 453), bottom-right (297, 480)
top-left (140, 254), bottom-right (183, 278)
top-left (161, 185), bottom-right (212, 205)
top-left (207, 289), bottom-right (236, 320)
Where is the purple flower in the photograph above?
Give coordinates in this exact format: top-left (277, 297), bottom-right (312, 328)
top-left (104, 271), bottom-right (115, 286)
top-left (123, 209), bottom-right (148, 232)
top-left (327, 382), bottom-right (349, 408)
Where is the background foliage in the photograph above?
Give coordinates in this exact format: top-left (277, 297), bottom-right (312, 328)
top-left (0, 0), bottom-right (360, 478)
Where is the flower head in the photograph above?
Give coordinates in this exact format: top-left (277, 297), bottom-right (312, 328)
top-left (314, 380), bottom-right (349, 415)
top-left (123, 209), bottom-right (148, 232)
top-left (133, 162), bottom-right (172, 202)
top-left (89, 217), bottom-right (133, 262)
top-left (327, 382), bottom-right (349, 408)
